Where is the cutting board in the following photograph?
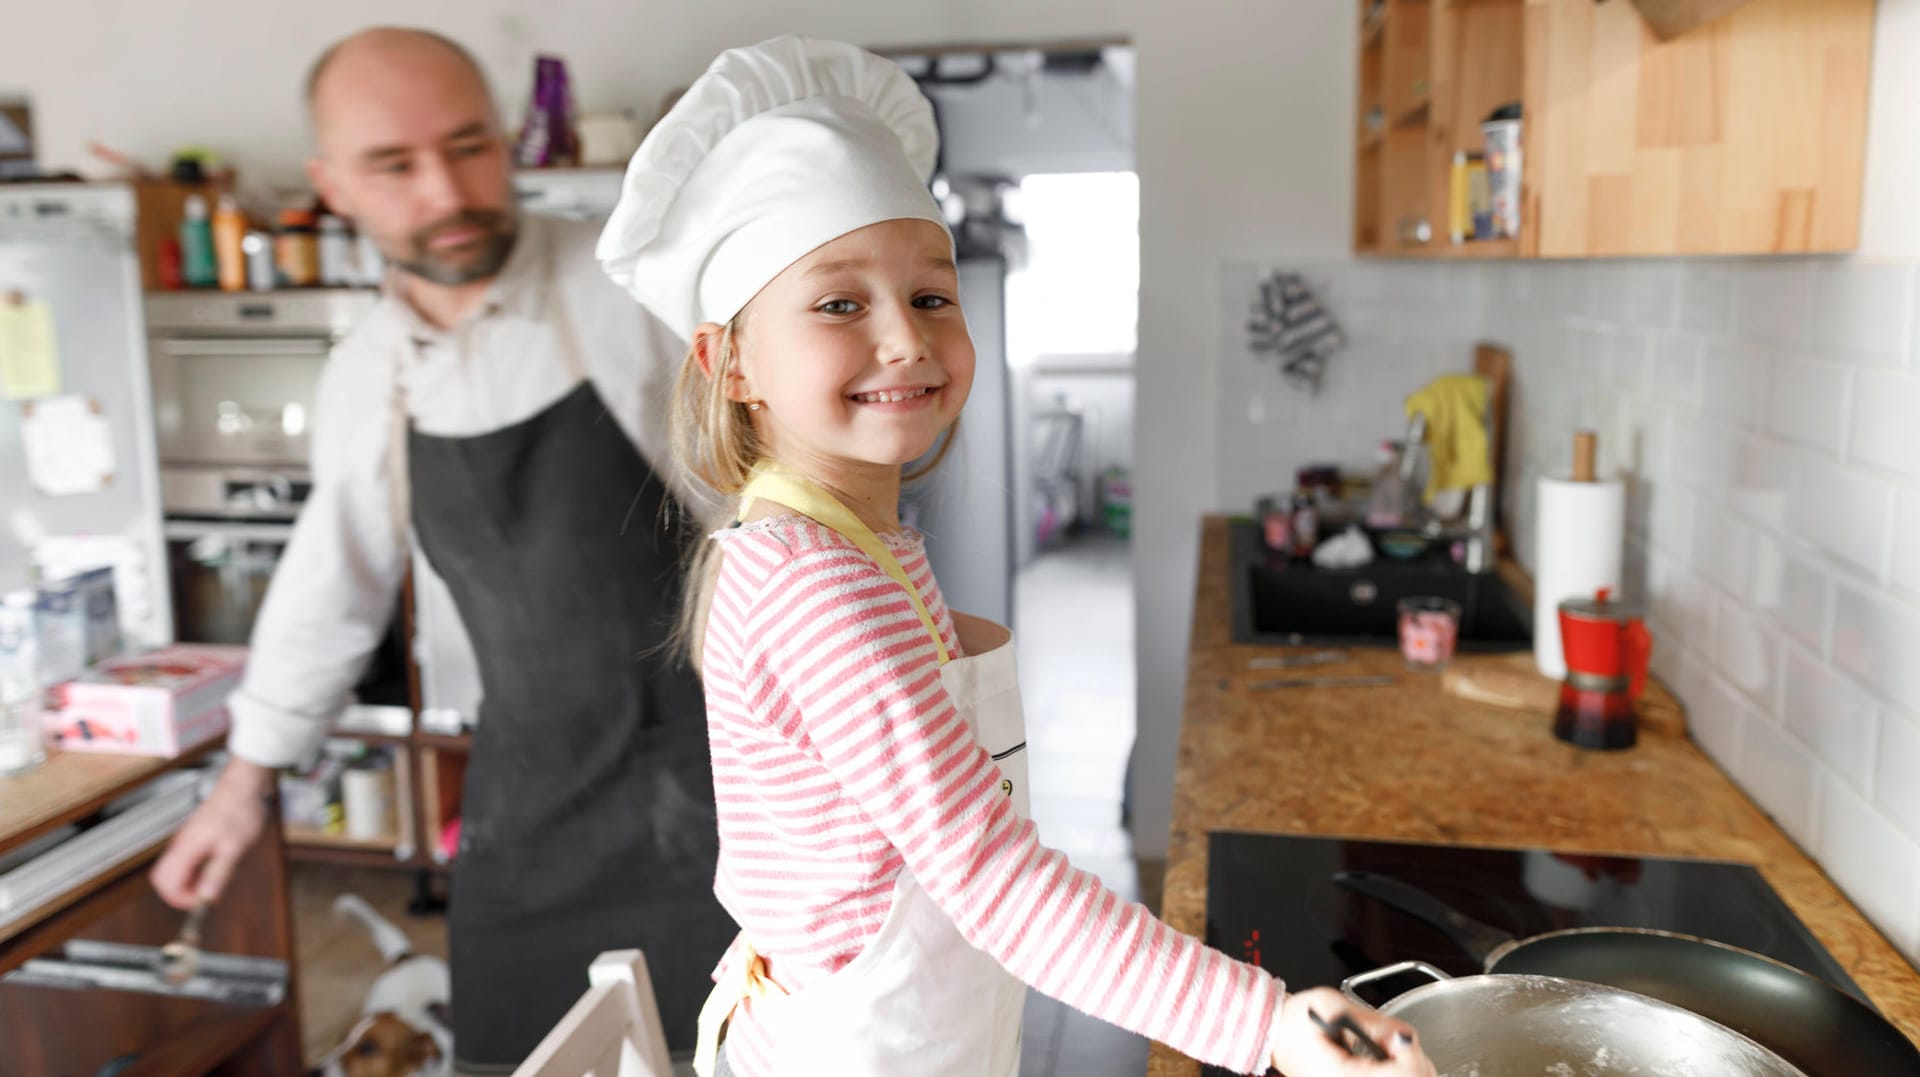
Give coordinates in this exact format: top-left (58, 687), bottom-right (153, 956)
top-left (1441, 652), bottom-right (1686, 737)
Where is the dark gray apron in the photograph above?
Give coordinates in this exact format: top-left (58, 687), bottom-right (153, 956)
top-left (404, 313), bottom-right (731, 1071)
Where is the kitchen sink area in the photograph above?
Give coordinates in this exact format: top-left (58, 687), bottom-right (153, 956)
top-left (1226, 519), bottom-right (1531, 650)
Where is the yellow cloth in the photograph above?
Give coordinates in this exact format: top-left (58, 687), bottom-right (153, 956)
top-left (1405, 374), bottom-right (1491, 501)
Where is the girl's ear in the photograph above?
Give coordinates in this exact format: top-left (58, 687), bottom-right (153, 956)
top-left (691, 321), bottom-right (755, 404)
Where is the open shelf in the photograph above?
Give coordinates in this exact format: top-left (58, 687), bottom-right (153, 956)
top-left (283, 824), bottom-right (399, 852)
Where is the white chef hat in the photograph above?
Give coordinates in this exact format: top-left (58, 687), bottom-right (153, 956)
top-left (597, 35), bottom-right (947, 339)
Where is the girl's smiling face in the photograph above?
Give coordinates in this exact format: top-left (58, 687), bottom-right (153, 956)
top-left (718, 218), bottom-right (973, 482)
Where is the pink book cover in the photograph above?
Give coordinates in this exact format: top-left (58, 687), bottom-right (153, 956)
top-left (47, 644), bottom-right (247, 756)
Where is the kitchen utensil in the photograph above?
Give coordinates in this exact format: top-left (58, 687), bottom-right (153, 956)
top-left (1373, 530), bottom-right (1427, 560)
top-left (159, 897), bottom-right (206, 986)
top-left (7, 938), bottom-right (286, 1006)
top-left (1555, 587), bottom-right (1652, 749)
top-left (1396, 597), bottom-right (1459, 671)
top-left (1248, 650), bottom-right (1347, 670)
top-left (1341, 961), bottom-right (1806, 1075)
top-left (1439, 652), bottom-right (1688, 736)
top-left (1308, 1008), bottom-right (1389, 1061)
top-left (1335, 871), bottom-right (1920, 1076)
top-left (1247, 675), bottom-right (1396, 690)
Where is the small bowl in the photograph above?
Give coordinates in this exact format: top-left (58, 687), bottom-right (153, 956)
top-left (1375, 531), bottom-right (1430, 560)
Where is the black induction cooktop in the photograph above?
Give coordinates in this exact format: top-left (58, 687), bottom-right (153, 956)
top-left (1200, 832), bottom-right (1863, 1076)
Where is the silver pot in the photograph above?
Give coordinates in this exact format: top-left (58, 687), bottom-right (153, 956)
top-left (1341, 961), bottom-right (1807, 1075)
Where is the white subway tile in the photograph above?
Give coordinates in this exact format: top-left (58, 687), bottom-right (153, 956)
top-left (1591, 263), bottom-right (1636, 323)
top-left (1711, 592), bottom-right (1783, 708)
top-left (1809, 260), bottom-right (1912, 364)
top-left (1832, 582), bottom-right (1920, 713)
top-left (1727, 435), bottom-right (1794, 531)
top-left (1781, 646), bottom-right (1879, 788)
top-left (1875, 711), bottom-right (1920, 841)
top-left (1694, 507), bottom-right (1775, 597)
top-left (1648, 335), bottom-right (1704, 408)
top-left (1896, 489), bottom-right (1920, 597)
top-left (1734, 710), bottom-right (1821, 850)
top-left (1679, 263), bottom-right (1734, 336)
top-left (1731, 263), bottom-right (1812, 347)
top-left (1816, 779), bottom-right (1920, 956)
top-left (1766, 357), bottom-right (1849, 454)
top-left (1771, 555), bottom-right (1832, 654)
top-left (1645, 479), bottom-right (1699, 564)
top-left (1624, 262), bottom-right (1683, 329)
top-left (1605, 333), bottom-right (1649, 391)
top-left (1787, 456), bottom-right (1894, 578)
top-left (1546, 265), bottom-right (1594, 319)
top-left (1848, 370), bottom-right (1920, 481)
top-left (1699, 341), bottom-right (1774, 431)
top-left (1690, 671), bottom-right (1749, 771)
top-left (1671, 414), bottom-right (1736, 494)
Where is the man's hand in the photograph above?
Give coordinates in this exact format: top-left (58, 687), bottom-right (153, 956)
top-left (150, 758), bottom-right (275, 909)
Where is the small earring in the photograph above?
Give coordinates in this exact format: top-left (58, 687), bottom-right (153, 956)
top-left (747, 401), bottom-right (764, 411)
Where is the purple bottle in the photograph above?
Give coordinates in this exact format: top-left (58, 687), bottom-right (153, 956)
top-left (514, 56), bottom-right (580, 168)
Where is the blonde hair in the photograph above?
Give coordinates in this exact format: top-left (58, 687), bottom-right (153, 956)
top-left (670, 313), bottom-right (959, 670)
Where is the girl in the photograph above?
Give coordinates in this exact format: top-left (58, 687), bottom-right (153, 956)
top-left (599, 35), bottom-right (1435, 1077)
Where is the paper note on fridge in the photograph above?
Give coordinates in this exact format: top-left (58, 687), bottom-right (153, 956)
top-left (0, 299), bottom-right (61, 400)
top-left (20, 394), bottom-right (115, 496)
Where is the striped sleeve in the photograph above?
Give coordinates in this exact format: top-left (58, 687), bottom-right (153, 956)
top-left (742, 547), bottom-right (1284, 1074)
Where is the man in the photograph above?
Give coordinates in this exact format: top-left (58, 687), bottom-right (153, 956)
top-left (151, 27), bottom-right (734, 1073)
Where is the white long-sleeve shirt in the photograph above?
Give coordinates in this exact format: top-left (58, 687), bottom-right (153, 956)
top-left (225, 215), bottom-right (688, 768)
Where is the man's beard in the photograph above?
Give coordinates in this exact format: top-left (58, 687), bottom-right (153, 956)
top-left (393, 210), bottom-right (518, 286)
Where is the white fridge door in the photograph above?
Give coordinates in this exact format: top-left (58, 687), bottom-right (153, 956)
top-left (0, 184), bottom-right (171, 647)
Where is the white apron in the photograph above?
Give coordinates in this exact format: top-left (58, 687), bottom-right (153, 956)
top-left (693, 467), bottom-right (1030, 1077)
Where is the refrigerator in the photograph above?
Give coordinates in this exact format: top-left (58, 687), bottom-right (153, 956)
top-left (902, 255), bottom-right (1015, 627)
top-left (0, 183), bottom-right (172, 648)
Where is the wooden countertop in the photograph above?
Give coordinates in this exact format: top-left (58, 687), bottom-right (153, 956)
top-left (0, 740), bottom-right (221, 857)
top-left (1147, 516), bottom-right (1920, 1076)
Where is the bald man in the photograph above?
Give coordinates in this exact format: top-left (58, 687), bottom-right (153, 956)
top-left (151, 28), bottom-right (733, 1073)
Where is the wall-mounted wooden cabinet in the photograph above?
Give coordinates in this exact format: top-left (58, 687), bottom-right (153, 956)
top-left (1353, 0), bottom-right (1876, 258)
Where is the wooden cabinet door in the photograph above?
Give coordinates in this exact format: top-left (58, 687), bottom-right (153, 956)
top-left (1524, 0), bottom-right (1874, 256)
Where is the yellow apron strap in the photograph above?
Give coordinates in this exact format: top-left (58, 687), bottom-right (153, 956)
top-left (693, 935), bottom-right (787, 1077)
top-left (740, 465), bottom-right (951, 665)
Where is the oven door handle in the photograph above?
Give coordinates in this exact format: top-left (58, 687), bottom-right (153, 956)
top-left (159, 338), bottom-right (333, 358)
top-left (165, 519), bottom-right (295, 544)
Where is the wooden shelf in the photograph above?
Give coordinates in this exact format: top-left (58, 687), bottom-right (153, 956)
top-left (283, 824), bottom-right (399, 852)
top-left (328, 730), bottom-right (412, 748)
top-left (1358, 237), bottom-right (1520, 260)
top-left (416, 732), bottom-right (473, 752)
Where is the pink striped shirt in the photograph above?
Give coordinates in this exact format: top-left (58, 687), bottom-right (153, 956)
top-left (703, 516), bottom-right (1283, 1074)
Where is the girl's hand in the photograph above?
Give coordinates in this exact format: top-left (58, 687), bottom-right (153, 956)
top-left (1267, 987), bottom-right (1436, 1076)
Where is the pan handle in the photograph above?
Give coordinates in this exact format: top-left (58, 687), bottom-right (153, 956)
top-left (1333, 871), bottom-right (1517, 963)
top-left (1339, 960), bottom-right (1451, 1005)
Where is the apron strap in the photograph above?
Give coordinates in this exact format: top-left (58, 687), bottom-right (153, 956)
top-left (693, 934), bottom-right (787, 1077)
top-left (739, 466), bottom-right (950, 665)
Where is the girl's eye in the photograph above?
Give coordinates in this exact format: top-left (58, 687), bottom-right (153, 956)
top-left (914, 294), bottom-right (954, 310)
top-left (817, 299), bottom-right (860, 315)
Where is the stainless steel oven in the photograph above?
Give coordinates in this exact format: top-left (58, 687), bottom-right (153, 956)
top-left (145, 291), bottom-right (411, 726)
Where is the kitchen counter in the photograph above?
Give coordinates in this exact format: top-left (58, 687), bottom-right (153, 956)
top-left (1146, 516), bottom-right (1920, 1076)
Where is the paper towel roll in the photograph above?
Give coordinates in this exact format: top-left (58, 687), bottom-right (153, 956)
top-left (342, 765), bottom-right (395, 842)
top-left (1533, 474), bottom-right (1625, 678)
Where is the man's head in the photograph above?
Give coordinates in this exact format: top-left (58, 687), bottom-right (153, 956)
top-left (305, 27), bottom-right (518, 287)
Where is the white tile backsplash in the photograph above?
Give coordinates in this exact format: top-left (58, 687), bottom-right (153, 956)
top-left (1730, 263), bottom-right (1812, 346)
top-left (1766, 358), bottom-right (1849, 453)
top-left (1875, 710), bottom-right (1920, 838)
top-left (1245, 253), bottom-right (1920, 965)
top-left (1733, 711), bottom-right (1821, 850)
top-left (1810, 260), bottom-right (1912, 364)
top-left (1832, 580), bottom-right (1920, 713)
top-left (1848, 370), bottom-right (1920, 481)
top-left (1781, 645), bottom-right (1880, 789)
top-left (1817, 779), bottom-right (1920, 956)
top-left (1787, 455), bottom-right (1894, 578)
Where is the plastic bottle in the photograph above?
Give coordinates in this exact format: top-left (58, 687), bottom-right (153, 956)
top-left (0, 592), bottom-right (45, 776)
top-left (275, 208), bottom-right (320, 287)
top-left (1366, 441), bottom-right (1409, 528)
top-left (179, 194), bottom-right (217, 288)
top-left (213, 193), bottom-right (248, 292)
top-left (318, 214), bottom-right (355, 287)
